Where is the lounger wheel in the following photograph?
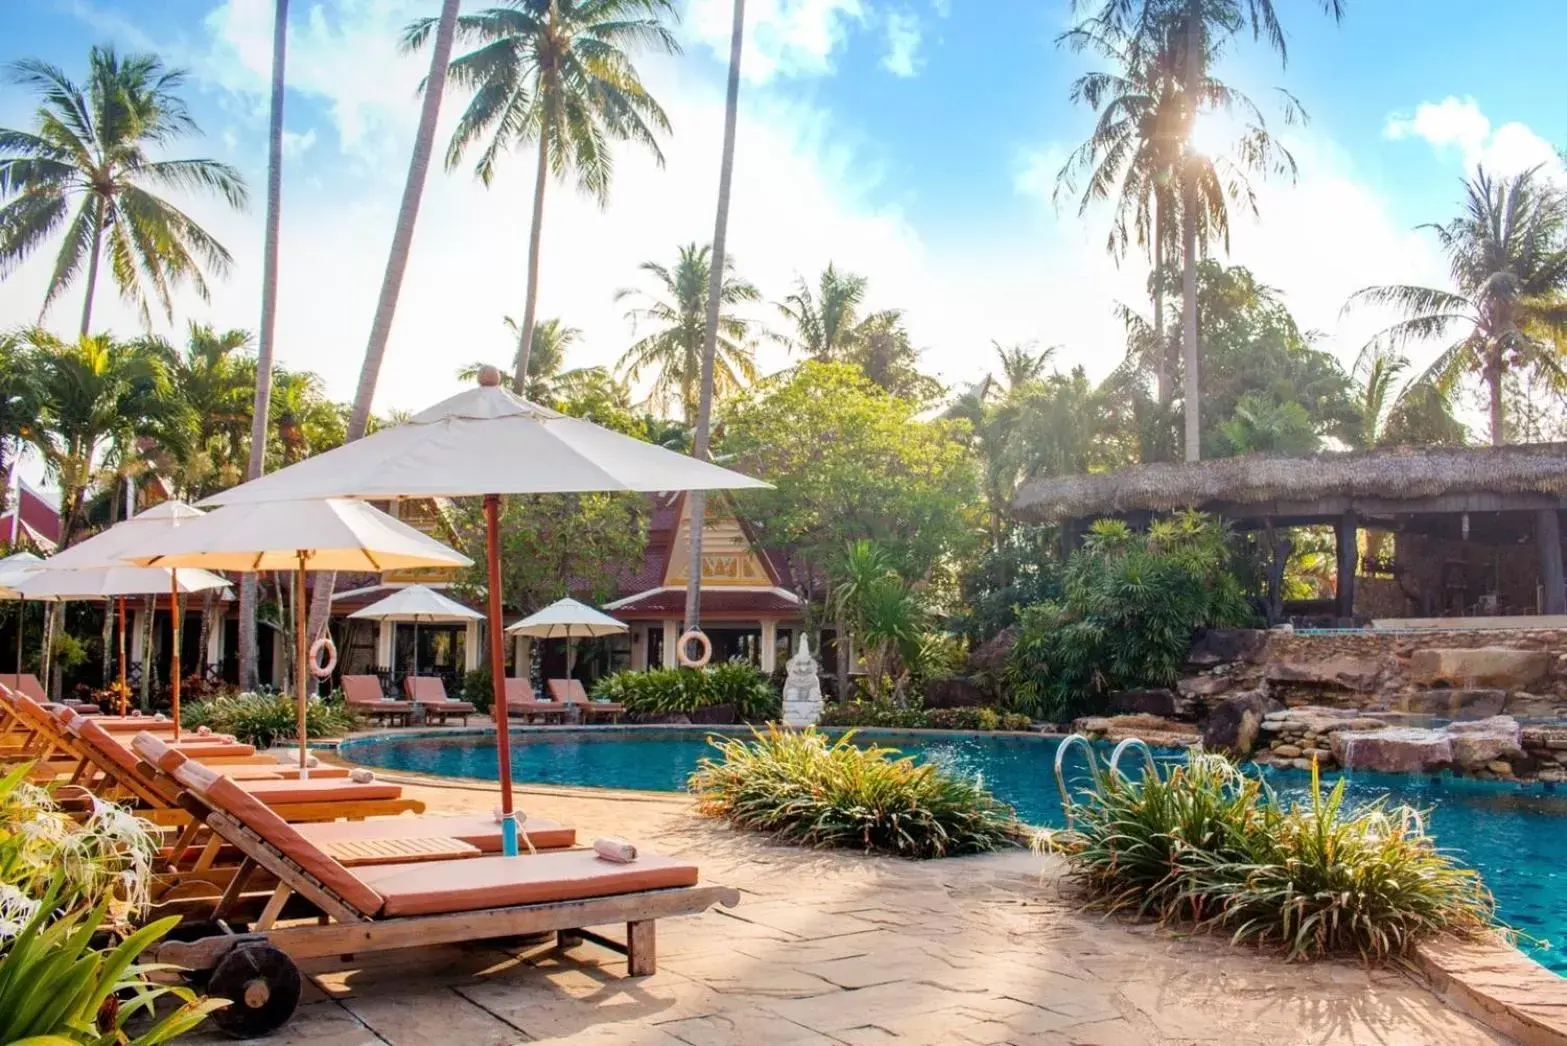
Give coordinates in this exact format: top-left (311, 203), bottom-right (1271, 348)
top-left (208, 942), bottom-right (301, 1038)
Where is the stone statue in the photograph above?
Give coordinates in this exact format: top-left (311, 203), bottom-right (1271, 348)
top-left (781, 634), bottom-right (823, 727)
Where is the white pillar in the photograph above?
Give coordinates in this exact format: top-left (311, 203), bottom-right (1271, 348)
top-left (205, 614), bottom-right (223, 667)
top-left (512, 633), bottom-right (526, 676)
top-left (464, 620), bottom-right (480, 672)
top-left (376, 620), bottom-right (393, 668)
top-left (271, 636), bottom-right (286, 690)
top-left (129, 609), bottom-right (146, 663)
top-left (760, 619), bottom-right (778, 672)
top-left (631, 626), bottom-right (648, 671)
top-left (661, 619), bottom-right (678, 668)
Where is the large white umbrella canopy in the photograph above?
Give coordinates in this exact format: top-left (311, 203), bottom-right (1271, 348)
top-left (506, 597), bottom-right (627, 639)
top-left (350, 585), bottom-right (482, 683)
top-left (0, 551), bottom-right (45, 687)
top-left (42, 500), bottom-right (205, 570)
top-left (15, 565), bottom-right (231, 598)
top-left (196, 372), bottom-right (768, 854)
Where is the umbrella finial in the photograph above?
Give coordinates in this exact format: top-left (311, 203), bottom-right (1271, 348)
top-left (477, 366), bottom-right (503, 388)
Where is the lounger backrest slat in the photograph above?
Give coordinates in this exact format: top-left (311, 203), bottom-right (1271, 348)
top-left (548, 679), bottom-right (593, 705)
top-left (405, 676), bottom-right (446, 703)
top-left (341, 675), bottom-right (386, 705)
top-left (504, 678), bottom-right (540, 704)
top-left (156, 738), bottom-right (386, 918)
top-left (70, 715), bottom-right (178, 806)
top-left (1, 673), bottom-right (48, 702)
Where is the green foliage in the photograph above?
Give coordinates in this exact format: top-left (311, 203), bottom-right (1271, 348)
top-left (183, 692), bottom-right (361, 748)
top-left (830, 540), bottom-right (931, 704)
top-left (594, 661), bottom-right (779, 721)
top-left (1004, 512), bottom-right (1255, 720)
top-left (690, 726), bottom-right (1026, 858)
top-left (461, 665), bottom-right (494, 715)
top-left (1049, 753), bottom-right (1496, 962)
top-left (956, 524), bottom-right (1063, 643)
top-left (818, 703), bottom-right (1032, 732)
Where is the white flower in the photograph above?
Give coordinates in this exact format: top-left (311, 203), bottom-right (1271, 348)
top-left (0, 883), bottom-right (39, 942)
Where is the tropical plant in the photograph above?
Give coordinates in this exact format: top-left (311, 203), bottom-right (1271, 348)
top-left (0, 46), bottom-right (248, 333)
top-left (0, 334), bottom-right (41, 519)
top-left (830, 540), bottom-right (930, 704)
top-left (616, 242), bottom-right (760, 424)
top-left (270, 367), bottom-right (345, 466)
top-left (1348, 342), bottom-right (1466, 449)
top-left (1347, 166), bottom-right (1567, 446)
top-left (593, 661), bottom-right (778, 721)
top-left (774, 263), bottom-right (889, 361)
top-left (458, 317), bottom-right (601, 402)
top-left (408, 0), bottom-right (680, 389)
top-left (182, 691), bottom-right (362, 748)
top-left (144, 324), bottom-right (255, 499)
top-left (689, 726), bottom-right (1025, 858)
top-left (1048, 752), bottom-right (1495, 962)
top-left (704, 659), bottom-right (779, 719)
top-left (841, 311), bottom-right (944, 404)
top-left (817, 703), bottom-right (1033, 731)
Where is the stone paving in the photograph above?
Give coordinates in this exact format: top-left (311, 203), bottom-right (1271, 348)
top-left (188, 772), bottom-right (1509, 1045)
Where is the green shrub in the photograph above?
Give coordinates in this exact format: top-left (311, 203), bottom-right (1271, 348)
top-left (184, 692), bottom-right (363, 748)
top-left (1049, 753), bottom-right (1496, 962)
top-left (461, 665), bottom-right (494, 714)
top-left (593, 662), bottom-right (779, 721)
top-left (818, 702), bottom-right (1033, 731)
top-left (706, 660), bottom-right (781, 720)
top-left (690, 726), bottom-right (1025, 858)
top-left (1003, 512), bottom-right (1256, 721)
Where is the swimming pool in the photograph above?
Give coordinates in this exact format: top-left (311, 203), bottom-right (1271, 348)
top-left (341, 727), bottom-right (1567, 973)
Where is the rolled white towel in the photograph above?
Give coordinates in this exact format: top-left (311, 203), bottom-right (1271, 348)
top-left (349, 768), bottom-right (375, 783)
top-left (593, 837), bottom-right (638, 864)
top-left (196, 725), bottom-right (211, 736)
top-left (492, 807), bottom-right (529, 825)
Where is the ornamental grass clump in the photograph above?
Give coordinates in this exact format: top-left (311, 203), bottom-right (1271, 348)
top-left (689, 726), bottom-right (1026, 858)
top-left (184, 691), bottom-right (362, 748)
top-left (1052, 753), bottom-right (1496, 962)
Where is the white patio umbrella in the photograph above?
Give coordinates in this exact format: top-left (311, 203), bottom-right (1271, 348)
top-left (349, 584), bottom-right (482, 684)
top-left (18, 501), bottom-right (225, 722)
top-left (506, 597), bottom-right (627, 697)
top-left (199, 369), bottom-right (768, 856)
top-left (131, 498), bottom-right (472, 770)
top-left (0, 551), bottom-right (44, 695)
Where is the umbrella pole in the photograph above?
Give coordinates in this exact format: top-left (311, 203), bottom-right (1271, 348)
top-left (170, 571), bottom-right (182, 740)
top-left (296, 553), bottom-right (309, 774)
top-left (484, 494), bottom-right (518, 856)
top-left (14, 595), bottom-right (23, 688)
top-left (117, 596), bottom-right (127, 715)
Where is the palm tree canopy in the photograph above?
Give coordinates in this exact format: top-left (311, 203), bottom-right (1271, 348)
top-left (0, 46), bottom-right (248, 326)
top-left (458, 315), bottom-right (618, 402)
top-left (404, 0), bottom-right (680, 196)
top-left (775, 263), bottom-right (870, 360)
top-left (616, 242), bottom-right (759, 424)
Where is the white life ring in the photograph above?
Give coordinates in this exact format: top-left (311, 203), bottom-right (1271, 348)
top-left (676, 629), bottom-right (712, 668)
top-left (308, 636), bottom-right (338, 679)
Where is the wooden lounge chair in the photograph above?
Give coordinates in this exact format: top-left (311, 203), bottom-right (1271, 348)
top-left (341, 675), bottom-right (412, 727)
top-left (504, 678), bottom-right (567, 724)
top-left (0, 672), bottom-right (98, 713)
top-left (404, 676), bottom-right (475, 725)
top-left (149, 754), bottom-right (739, 1037)
top-left (549, 678), bottom-right (623, 724)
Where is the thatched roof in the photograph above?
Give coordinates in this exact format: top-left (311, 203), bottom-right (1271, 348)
top-left (1013, 443), bottom-right (1567, 523)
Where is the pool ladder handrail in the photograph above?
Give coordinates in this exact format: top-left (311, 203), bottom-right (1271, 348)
top-left (1054, 734), bottom-right (1163, 828)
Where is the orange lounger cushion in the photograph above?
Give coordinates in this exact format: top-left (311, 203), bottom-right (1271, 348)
top-left (296, 814), bottom-right (576, 853)
top-left (357, 850), bottom-right (701, 917)
top-left (236, 778), bottom-right (403, 803)
top-left (160, 741), bottom-right (258, 759)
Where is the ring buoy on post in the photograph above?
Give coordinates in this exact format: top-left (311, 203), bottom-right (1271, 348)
top-left (676, 629), bottom-right (712, 668)
top-left (308, 636), bottom-right (338, 679)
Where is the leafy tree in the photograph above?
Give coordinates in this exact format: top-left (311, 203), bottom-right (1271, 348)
top-left (1349, 342), bottom-right (1466, 448)
top-left (270, 367), bottom-right (346, 466)
top-left (1348, 166), bottom-right (1567, 446)
top-left (408, 0), bottom-right (680, 389)
top-left (829, 540), bottom-right (931, 705)
top-left (616, 243), bottom-right (759, 424)
top-left (840, 311), bottom-right (945, 405)
top-left (145, 323), bottom-right (255, 499)
top-left (0, 334), bottom-right (41, 520)
top-left (0, 47), bottom-right (248, 333)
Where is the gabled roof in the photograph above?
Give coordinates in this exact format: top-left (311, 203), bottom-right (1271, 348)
top-left (1, 479), bottom-right (60, 551)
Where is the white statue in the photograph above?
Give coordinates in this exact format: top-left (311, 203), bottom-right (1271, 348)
top-left (781, 634), bottom-right (823, 727)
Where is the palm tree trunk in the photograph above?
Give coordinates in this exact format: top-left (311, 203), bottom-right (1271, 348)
top-left (1488, 348), bottom-right (1505, 447)
top-left (1153, 211), bottom-right (1169, 409)
top-left (240, 0), bottom-right (290, 692)
top-left (1179, 0), bottom-right (1203, 464)
top-left (513, 134), bottom-right (552, 394)
top-left (79, 199), bottom-right (104, 337)
top-left (309, 0), bottom-right (460, 648)
top-left (683, 0), bottom-right (746, 635)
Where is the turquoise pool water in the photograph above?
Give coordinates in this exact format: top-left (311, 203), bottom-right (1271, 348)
top-left (341, 728), bottom-right (1566, 973)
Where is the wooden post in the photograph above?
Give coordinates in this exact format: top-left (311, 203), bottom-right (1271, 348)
top-left (1539, 508), bottom-right (1565, 615)
top-left (170, 572), bottom-right (182, 739)
top-left (1335, 512), bottom-right (1358, 623)
top-left (626, 920), bottom-right (656, 976)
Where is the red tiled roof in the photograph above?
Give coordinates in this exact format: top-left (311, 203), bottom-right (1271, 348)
top-left (0, 483), bottom-right (60, 547)
top-left (611, 588), bottom-right (802, 618)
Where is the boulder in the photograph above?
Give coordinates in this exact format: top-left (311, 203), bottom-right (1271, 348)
top-left (1074, 714), bottom-right (1198, 748)
top-left (923, 675), bottom-right (990, 709)
top-left (1272, 743), bottom-right (1303, 759)
top-left (1109, 688), bottom-right (1179, 718)
top-left (967, 627), bottom-right (1017, 675)
top-left (1201, 691), bottom-right (1283, 757)
top-left (1187, 628), bottom-right (1269, 667)
top-left (1408, 648), bottom-right (1549, 689)
top-left (1265, 657), bottom-right (1383, 691)
top-left (1178, 674), bottom-right (1237, 698)
top-left (1403, 688), bottom-right (1507, 720)
top-left (1331, 727), bottom-right (1453, 774)
top-left (1445, 716), bottom-right (1525, 769)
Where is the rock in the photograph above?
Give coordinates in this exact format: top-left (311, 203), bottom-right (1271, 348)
top-left (1408, 648), bottom-right (1549, 689)
top-left (967, 627), bottom-right (1017, 675)
top-left (1272, 743), bottom-right (1303, 758)
top-left (1109, 688), bottom-right (1180, 718)
top-left (922, 675), bottom-right (990, 709)
top-left (1074, 713), bottom-right (1199, 748)
top-left (1446, 716), bottom-right (1525, 768)
top-left (1331, 727), bottom-right (1454, 774)
top-left (1177, 674), bottom-right (1237, 698)
top-left (1265, 658), bottom-right (1384, 691)
top-left (1289, 758), bottom-right (1313, 770)
top-left (1487, 760), bottom-right (1513, 776)
top-left (1186, 628), bottom-right (1269, 667)
top-left (1201, 691), bottom-right (1283, 757)
top-left (1404, 688), bottom-right (1507, 720)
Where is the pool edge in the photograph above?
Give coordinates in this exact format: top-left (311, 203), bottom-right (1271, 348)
top-left (1417, 937), bottom-right (1567, 1046)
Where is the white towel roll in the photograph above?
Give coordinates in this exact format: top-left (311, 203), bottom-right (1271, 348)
top-left (349, 768), bottom-right (375, 783)
top-left (593, 837), bottom-right (638, 864)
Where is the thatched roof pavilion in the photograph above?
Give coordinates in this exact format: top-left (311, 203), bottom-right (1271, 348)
top-left (1013, 443), bottom-right (1567, 622)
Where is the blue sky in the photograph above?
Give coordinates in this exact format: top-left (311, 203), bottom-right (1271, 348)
top-left (3, 0), bottom-right (1564, 434)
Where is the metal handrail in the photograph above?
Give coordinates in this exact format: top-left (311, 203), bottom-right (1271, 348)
top-left (1053, 733), bottom-right (1104, 829)
top-left (1108, 738), bottom-right (1159, 783)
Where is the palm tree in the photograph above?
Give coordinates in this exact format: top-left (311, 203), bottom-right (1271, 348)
top-left (0, 47), bottom-right (248, 334)
top-left (0, 335), bottom-right (41, 522)
top-left (1348, 166), bottom-right (1567, 446)
top-left (457, 316), bottom-right (594, 401)
top-left (1347, 342), bottom-right (1466, 449)
top-left (406, 0), bottom-right (680, 392)
top-left (615, 243), bottom-right (759, 425)
top-left (775, 264), bottom-right (871, 360)
top-left (240, 0), bottom-right (290, 691)
top-left (271, 368), bottom-right (345, 465)
top-left (150, 323), bottom-right (256, 498)
top-left (993, 341), bottom-right (1055, 391)
top-left (842, 311), bottom-right (944, 404)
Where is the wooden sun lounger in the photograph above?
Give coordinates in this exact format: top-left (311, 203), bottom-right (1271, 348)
top-left (404, 676), bottom-right (475, 725)
top-left (149, 755), bottom-right (738, 1037)
top-left (341, 675), bottom-right (413, 727)
top-left (549, 678), bottom-right (624, 724)
top-left (1, 673), bottom-right (99, 714)
top-left (504, 678), bottom-right (567, 724)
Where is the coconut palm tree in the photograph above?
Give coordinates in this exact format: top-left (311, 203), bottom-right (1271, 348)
top-left (775, 264), bottom-right (872, 360)
top-left (406, 0), bottom-right (680, 392)
top-left (271, 368), bottom-right (345, 465)
top-left (1348, 166), bottom-right (1567, 446)
top-left (149, 323), bottom-right (256, 498)
top-left (616, 243), bottom-right (759, 425)
top-left (457, 316), bottom-right (596, 401)
top-left (0, 47), bottom-right (248, 334)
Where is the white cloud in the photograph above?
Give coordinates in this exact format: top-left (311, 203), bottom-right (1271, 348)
top-left (281, 128), bottom-right (317, 157)
top-left (880, 10), bottom-right (923, 78)
top-left (1385, 96), bottom-right (1564, 181)
top-left (686, 0), bottom-right (867, 83)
